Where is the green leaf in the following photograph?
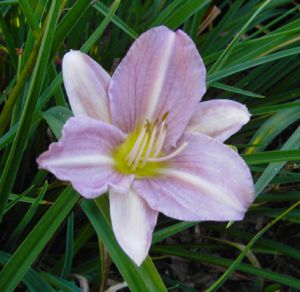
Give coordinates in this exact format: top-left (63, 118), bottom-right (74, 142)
top-left (41, 272), bottom-right (81, 292)
top-left (4, 185), bottom-right (35, 214)
top-left (0, 251), bottom-right (55, 292)
top-left (207, 47), bottom-right (300, 84)
top-left (42, 106), bottom-right (73, 139)
top-left (60, 212), bottom-right (74, 278)
top-left (19, 0), bottom-right (40, 37)
top-left (8, 193), bottom-right (50, 205)
top-left (153, 241), bottom-right (300, 290)
top-left (208, 0), bottom-right (273, 73)
top-left (155, 0), bottom-right (211, 29)
top-left (0, 0), bottom-right (61, 219)
top-left (153, 221), bottom-right (197, 244)
top-left (242, 149), bottom-right (300, 165)
top-left (251, 100), bottom-right (300, 115)
top-left (94, 2), bottom-right (138, 39)
top-left (0, 12), bottom-right (18, 68)
top-left (207, 223), bottom-right (300, 261)
top-left (8, 181), bottom-right (49, 248)
top-left (255, 126), bottom-right (300, 196)
top-left (52, 0), bottom-right (94, 54)
top-left (0, 0), bottom-right (18, 5)
top-left (212, 82), bottom-right (265, 98)
top-left (247, 108), bottom-right (300, 153)
top-left (206, 200), bottom-right (300, 291)
top-left (81, 0), bottom-right (121, 53)
top-left (0, 187), bottom-right (80, 291)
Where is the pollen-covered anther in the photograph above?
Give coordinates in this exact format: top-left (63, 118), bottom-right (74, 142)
top-left (125, 114), bottom-right (188, 171)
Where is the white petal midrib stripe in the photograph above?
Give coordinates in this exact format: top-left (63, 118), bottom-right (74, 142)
top-left (158, 168), bottom-right (244, 212)
top-left (144, 33), bottom-right (176, 121)
top-left (45, 154), bottom-right (114, 167)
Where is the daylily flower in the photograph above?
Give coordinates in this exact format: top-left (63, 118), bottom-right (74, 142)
top-left (37, 26), bottom-right (255, 266)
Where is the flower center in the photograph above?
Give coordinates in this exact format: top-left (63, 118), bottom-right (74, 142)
top-left (113, 113), bottom-right (187, 177)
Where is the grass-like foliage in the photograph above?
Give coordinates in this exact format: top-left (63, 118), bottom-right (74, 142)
top-left (0, 0), bottom-right (300, 291)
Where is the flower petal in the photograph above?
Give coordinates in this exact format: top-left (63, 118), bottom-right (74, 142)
top-left (134, 133), bottom-right (254, 221)
top-left (62, 50), bottom-right (111, 122)
top-left (187, 100), bottom-right (250, 142)
top-left (37, 116), bottom-right (133, 198)
top-left (110, 187), bottom-right (158, 266)
top-left (109, 26), bottom-right (206, 150)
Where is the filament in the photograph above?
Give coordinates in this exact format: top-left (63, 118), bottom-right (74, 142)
top-left (147, 142), bottom-right (188, 162)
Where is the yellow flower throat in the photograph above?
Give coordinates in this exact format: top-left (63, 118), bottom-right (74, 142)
top-left (113, 113), bottom-right (187, 177)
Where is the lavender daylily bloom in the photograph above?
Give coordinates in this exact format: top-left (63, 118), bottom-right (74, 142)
top-left (37, 26), bottom-right (255, 266)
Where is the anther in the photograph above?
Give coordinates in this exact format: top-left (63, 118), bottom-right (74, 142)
top-left (162, 111), bottom-right (169, 121)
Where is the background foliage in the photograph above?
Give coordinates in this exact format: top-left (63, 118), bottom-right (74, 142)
top-left (0, 0), bottom-right (300, 291)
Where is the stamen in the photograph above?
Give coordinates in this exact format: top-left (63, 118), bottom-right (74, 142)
top-left (131, 132), bottom-right (149, 170)
top-left (147, 142), bottom-right (188, 162)
top-left (153, 122), bottom-right (167, 157)
top-left (120, 111), bottom-right (187, 173)
top-left (126, 126), bottom-right (147, 165)
top-left (162, 111), bottom-right (169, 121)
top-left (141, 123), bottom-right (158, 166)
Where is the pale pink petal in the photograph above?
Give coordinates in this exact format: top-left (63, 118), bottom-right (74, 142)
top-left (187, 100), bottom-right (250, 142)
top-left (134, 133), bottom-right (254, 221)
top-left (62, 50), bottom-right (111, 122)
top-left (109, 26), bottom-right (206, 150)
top-left (37, 117), bottom-right (133, 198)
top-left (110, 187), bottom-right (158, 266)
